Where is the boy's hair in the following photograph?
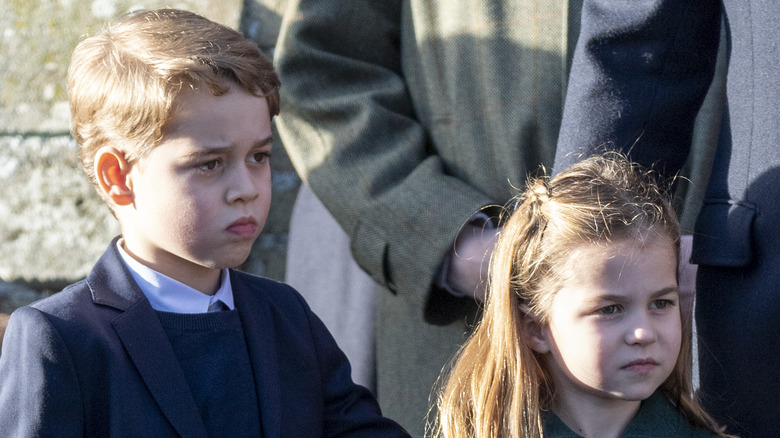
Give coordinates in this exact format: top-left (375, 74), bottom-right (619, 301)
top-left (432, 152), bottom-right (729, 438)
top-left (68, 8), bottom-right (280, 189)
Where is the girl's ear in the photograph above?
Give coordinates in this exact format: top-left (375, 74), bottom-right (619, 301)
top-left (95, 146), bottom-right (134, 206)
top-left (521, 305), bottom-right (551, 354)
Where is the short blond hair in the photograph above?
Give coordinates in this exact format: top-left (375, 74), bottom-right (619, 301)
top-left (68, 8), bottom-right (280, 188)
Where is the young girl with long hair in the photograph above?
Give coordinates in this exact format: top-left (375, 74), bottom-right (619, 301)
top-left (432, 153), bottom-right (732, 437)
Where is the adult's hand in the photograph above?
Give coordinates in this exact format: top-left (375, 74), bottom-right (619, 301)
top-left (446, 224), bottom-right (501, 302)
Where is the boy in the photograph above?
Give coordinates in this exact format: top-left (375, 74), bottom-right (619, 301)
top-left (0, 9), bottom-right (409, 437)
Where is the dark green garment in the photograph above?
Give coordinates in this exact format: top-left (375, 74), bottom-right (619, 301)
top-left (542, 391), bottom-right (721, 438)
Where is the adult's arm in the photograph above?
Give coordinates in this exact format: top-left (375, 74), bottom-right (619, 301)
top-left (554, 0), bottom-right (722, 178)
top-left (275, 0), bottom-right (494, 306)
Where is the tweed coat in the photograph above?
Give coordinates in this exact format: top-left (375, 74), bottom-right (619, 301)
top-left (275, 1), bottom-right (580, 434)
top-left (555, 1), bottom-right (780, 436)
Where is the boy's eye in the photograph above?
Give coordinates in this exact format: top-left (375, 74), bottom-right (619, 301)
top-left (197, 160), bottom-right (220, 171)
top-left (251, 151), bottom-right (272, 163)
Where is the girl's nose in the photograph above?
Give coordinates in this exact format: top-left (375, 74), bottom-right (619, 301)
top-left (626, 317), bottom-right (657, 345)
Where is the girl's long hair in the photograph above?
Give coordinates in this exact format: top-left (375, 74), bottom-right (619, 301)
top-left (431, 152), bottom-right (731, 438)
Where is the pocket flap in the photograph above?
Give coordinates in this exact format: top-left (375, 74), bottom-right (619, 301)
top-left (691, 199), bottom-right (756, 267)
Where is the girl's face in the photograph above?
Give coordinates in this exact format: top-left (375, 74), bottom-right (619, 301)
top-left (532, 236), bottom-right (681, 409)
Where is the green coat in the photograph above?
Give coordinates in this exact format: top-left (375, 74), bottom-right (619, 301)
top-left (542, 391), bottom-right (722, 437)
top-left (275, 1), bottom-right (579, 435)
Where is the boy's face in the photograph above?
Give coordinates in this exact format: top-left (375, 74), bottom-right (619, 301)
top-left (120, 85), bottom-right (272, 293)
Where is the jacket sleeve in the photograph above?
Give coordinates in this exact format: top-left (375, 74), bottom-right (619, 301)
top-left (274, 0), bottom-right (493, 301)
top-left (554, 0), bottom-right (722, 178)
top-left (0, 307), bottom-right (83, 437)
top-left (296, 293), bottom-right (411, 438)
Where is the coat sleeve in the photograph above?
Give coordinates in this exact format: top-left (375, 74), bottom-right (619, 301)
top-left (554, 0), bottom-right (722, 178)
top-left (0, 307), bottom-right (83, 437)
top-left (274, 0), bottom-right (493, 300)
top-left (296, 294), bottom-right (411, 438)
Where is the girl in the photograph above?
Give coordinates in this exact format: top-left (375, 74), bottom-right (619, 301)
top-left (432, 153), bottom-right (732, 438)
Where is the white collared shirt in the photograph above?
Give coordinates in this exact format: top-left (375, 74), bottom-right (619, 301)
top-left (117, 241), bottom-right (235, 313)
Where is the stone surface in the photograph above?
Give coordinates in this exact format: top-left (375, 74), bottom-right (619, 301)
top-left (0, 280), bottom-right (46, 314)
top-left (1, 0), bottom-right (244, 133)
top-left (0, 0), bottom-right (300, 315)
top-left (0, 135), bottom-right (119, 283)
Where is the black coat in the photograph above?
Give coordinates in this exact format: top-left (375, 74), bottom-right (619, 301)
top-left (555, 1), bottom-right (779, 436)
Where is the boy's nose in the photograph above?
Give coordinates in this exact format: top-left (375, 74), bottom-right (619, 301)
top-left (226, 166), bottom-right (261, 203)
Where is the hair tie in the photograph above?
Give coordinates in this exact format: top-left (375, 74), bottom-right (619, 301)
top-left (530, 180), bottom-right (551, 204)
top-left (510, 179), bottom-right (552, 211)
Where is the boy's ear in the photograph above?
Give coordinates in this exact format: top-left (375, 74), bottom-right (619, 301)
top-left (95, 146), bottom-right (134, 206)
top-left (521, 305), bottom-right (551, 354)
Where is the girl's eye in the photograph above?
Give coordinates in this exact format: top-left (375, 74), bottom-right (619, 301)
top-left (598, 305), bottom-right (620, 315)
top-left (197, 160), bottom-right (220, 171)
top-left (650, 299), bottom-right (673, 310)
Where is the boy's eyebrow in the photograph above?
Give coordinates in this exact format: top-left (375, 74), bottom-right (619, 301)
top-left (182, 136), bottom-right (273, 159)
top-left (254, 136), bottom-right (274, 148)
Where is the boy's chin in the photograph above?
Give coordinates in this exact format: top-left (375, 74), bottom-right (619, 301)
top-left (221, 251), bottom-right (253, 270)
top-left (195, 240), bottom-right (257, 270)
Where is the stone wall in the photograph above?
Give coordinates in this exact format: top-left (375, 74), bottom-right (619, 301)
top-left (0, 0), bottom-right (297, 315)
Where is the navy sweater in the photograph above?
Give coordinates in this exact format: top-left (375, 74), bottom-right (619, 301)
top-left (156, 310), bottom-right (262, 437)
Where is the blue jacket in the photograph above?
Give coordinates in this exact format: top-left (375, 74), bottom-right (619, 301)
top-left (0, 239), bottom-right (409, 437)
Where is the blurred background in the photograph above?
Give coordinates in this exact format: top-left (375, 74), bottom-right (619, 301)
top-left (0, 0), bottom-right (295, 330)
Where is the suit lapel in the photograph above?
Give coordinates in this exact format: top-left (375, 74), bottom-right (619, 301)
top-left (88, 239), bottom-right (209, 438)
top-left (233, 272), bottom-right (282, 438)
top-left (112, 304), bottom-right (209, 438)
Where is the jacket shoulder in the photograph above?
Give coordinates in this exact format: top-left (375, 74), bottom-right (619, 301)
top-left (28, 279), bottom-right (93, 316)
top-left (229, 270), bottom-right (311, 313)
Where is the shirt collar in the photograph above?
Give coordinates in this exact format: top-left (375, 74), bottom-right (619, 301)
top-left (116, 240), bottom-right (235, 313)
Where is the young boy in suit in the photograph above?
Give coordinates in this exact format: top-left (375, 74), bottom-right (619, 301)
top-left (0, 9), bottom-right (409, 437)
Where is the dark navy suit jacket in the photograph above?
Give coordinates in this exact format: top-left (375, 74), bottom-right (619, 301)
top-left (0, 239), bottom-right (409, 437)
top-left (554, 1), bottom-right (779, 436)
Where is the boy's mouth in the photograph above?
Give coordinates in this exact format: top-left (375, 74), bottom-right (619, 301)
top-left (227, 217), bottom-right (258, 237)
